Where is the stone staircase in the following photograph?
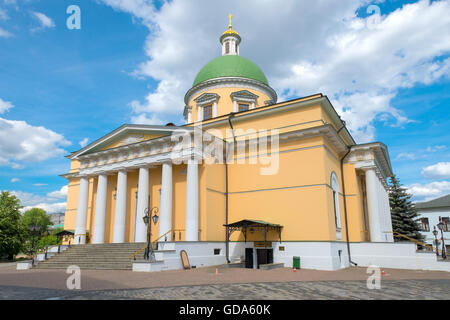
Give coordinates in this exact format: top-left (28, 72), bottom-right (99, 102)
top-left (35, 243), bottom-right (150, 270)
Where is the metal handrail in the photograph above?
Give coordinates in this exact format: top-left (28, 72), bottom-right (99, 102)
top-left (129, 229), bottom-right (185, 260)
top-left (392, 231), bottom-right (435, 251)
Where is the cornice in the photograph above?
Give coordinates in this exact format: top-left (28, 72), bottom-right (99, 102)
top-left (184, 77), bottom-right (277, 105)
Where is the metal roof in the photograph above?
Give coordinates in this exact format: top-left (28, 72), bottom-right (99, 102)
top-left (416, 194), bottom-right (450, 209)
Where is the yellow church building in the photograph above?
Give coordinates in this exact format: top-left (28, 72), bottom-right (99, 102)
top-left (61, 20), bottom-right (395, 271)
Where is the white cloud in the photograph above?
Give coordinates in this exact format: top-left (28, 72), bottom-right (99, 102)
top-left (47, 185), bottom-right (68, 199)
top-left (422, 162), bottom-right (450, 179)
top-left (0, 117), bottom-right (71, 168)
top-left (33, 183), bottom-right (48, 187)
top-left (407, 181), bottom-right (450, 201)
top-left (426, 145), bottom-right (447, 152)
top-left (0, 98), bottom-right (13, 113)
top-left (396, 152), bottom-right (416, 160)
top-left (0, 27), bottom-right (12, 38)
top-left (10, 178), bottom-right (19, 183)
top-left (79, 138), bottom-right (89, 148)
top-left (22, 202), bottom-right (67, 214)
top-left (32, 12), bottom-right (55, 29)
top-left (101, 0), bottom-right (450, 142)
top-left (0, 8), bottom-right (8, 20)
top-left (10, 188), bottom-right (68, 214)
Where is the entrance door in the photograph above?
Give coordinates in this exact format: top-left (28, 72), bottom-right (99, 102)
top-left (256, 249), bottom-right (273, 268)
top-left (245, 248), bottom-right (253, 269)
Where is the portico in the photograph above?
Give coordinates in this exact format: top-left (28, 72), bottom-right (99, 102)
top-left (65, 125), bottom-right (202, 245)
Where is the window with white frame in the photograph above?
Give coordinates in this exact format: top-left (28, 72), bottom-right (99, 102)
top-left (419, 218), bottom-right (430, 232)
top-left (203, 105), bottom-right (212, 120)
top-left (331, 172), bottom-right (342, 239)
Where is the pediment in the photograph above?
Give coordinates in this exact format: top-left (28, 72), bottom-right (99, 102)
top-left (194, 93), bottom-right (219, 103)
top-left (230, 90), bottom-right (259, 99)
top-left (69, 124), bottom-right (188, 159)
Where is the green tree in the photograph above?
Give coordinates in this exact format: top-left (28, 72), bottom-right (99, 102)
top-left (38, 235), bottom-right (59, 250)
top-left (21, 208), bottom-right (53, 253)
top-left (0, 191), bottom-right (27, 260)
top-left (388, 175), bottom-right (424, 242)
top-left (21, 208), bottom-right (52, 237)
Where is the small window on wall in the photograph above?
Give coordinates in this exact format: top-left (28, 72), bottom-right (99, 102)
top-left (214, 249), bottom-right (221, 255)
top-left (443, 217), bottom-right (450, 232)
top-left (238, 103), bottom-right (249, 112)
top-left (203, 105), bottom-right (212, 120)
top-left (225, 41), bottom-right (230, 54)
top-left (419, 218), bottom-right (430, 232)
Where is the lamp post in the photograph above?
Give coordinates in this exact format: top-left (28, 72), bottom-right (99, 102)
top-left (432, 226), bottom-right (439, 257)
top-left (437, 218), bottom-right (446, 260)
top-left (29, 224), bottom-right (40, 265)
top-left (143, 207), bottom-right (159, 261)
top-left (29, 224), bottom-right (40, 254)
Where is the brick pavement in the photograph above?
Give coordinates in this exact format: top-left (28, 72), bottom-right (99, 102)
top-left (0, 264), bottom-right (449, 300)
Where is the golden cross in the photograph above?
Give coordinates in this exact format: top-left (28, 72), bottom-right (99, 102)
top-left (228, 14), bottom-right (233, 28)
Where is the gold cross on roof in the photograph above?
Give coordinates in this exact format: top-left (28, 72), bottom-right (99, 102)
top-left (228, 14), bottom-right (233, 28)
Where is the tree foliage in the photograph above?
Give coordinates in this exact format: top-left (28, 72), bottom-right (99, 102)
top-left (0, 191), bottom-right (27, 260)
top-left (21, 208), bottom-right (53, 253)
top-left (388, 175), bottom-right (424, 242)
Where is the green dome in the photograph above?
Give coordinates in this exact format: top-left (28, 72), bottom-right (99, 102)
top-left (193, 55), bottom-right (269, 87)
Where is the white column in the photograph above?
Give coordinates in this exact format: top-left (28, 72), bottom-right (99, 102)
top-left (159, 162), bottom-right (173, 240)
top-left (74, 177), bottom-right (89, 245)
top-left (365, 168), bottom-right (383, 242)
top-left (233, 100), bottom-right (237, 112)
top-left (185, 159), bottom-right (199, 241)
top-left (135, 167), bottom-right (149, 243)
top-left (197, 106), bottom-right (201, 121)
top-left (251, 102), bottom-right (255, 110)
top-left (213, 101), bottom-right (218, 118)
top-left (92, 174), bottom-right (108, 244)
top-left (113, 170), bottom-right (127, 243)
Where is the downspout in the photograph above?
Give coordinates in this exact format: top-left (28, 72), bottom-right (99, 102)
top-left (225, 113), bottom-right (236, 263)
top-left (337, 124), bottom-right (357, 266)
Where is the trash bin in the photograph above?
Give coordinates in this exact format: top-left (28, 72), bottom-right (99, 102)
top-left (293, 256), bottom-right (300, 269)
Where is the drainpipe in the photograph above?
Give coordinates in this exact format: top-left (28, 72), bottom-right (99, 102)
top-left (225, 113), bottom-right (236, 263)
top-left (338, 124), bottom-right (357, 267)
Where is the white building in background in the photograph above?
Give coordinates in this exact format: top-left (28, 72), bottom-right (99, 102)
top-left (416, 194), bottom-right (450, 250)
top-left (48, 212), bottom-right (65, 230)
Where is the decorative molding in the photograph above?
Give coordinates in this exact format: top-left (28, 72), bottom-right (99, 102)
top-left (184, 77), bottom-right (277, 105)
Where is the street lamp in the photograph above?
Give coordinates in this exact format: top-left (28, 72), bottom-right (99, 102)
top-left (437, 218), bottom-right (446, 260)
top-left (432, 226), bottom-right (439, 257)
top-left (29, 224), bottom-right (40, 254)
top-left (143, 207), bottom-right (159, 261)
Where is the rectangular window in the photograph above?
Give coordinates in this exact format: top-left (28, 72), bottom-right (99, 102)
top-left (238, 103), bottom-right (249, 112)
top-left (214, 249), bottom-right (221, 255)
top-left (419, 218), bottom-right (430, 232)
top-left (203, 105), bottom-right (212, 120)
top-left (443, 217), bottom-right (450, 232)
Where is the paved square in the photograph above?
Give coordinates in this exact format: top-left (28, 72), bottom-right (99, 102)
top-left (0, 264), bottom-right (449, 300)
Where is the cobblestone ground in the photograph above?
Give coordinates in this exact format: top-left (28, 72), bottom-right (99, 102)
top-left (1, 279), bottom-right (449, 300)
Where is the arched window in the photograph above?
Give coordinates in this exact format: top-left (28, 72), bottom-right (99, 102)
top-left (331, 172), bottom-right (342, 239)
top-left (225, 41), bottom-right (230, 54)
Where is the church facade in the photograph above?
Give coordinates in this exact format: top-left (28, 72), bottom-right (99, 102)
top-left (62, 20), bottom-right (394, 270)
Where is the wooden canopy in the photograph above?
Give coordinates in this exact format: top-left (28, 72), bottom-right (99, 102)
top-left (223, 219), bottom-right (283, 243)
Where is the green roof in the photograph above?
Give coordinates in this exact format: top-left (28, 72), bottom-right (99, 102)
top-left (193, 55), bottom-right (269, 87)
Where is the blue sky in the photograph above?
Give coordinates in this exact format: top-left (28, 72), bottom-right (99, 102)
top-left (0, 0), bottom-right (449, 212)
